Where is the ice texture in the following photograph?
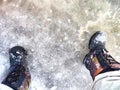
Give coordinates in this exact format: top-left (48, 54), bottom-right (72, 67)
top-left (0, 0), bottom-right (120, 90)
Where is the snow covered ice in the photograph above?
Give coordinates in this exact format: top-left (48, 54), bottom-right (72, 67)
top-left (94, 32), bottom-right (107, 44)
top-left (0, 0), bottom-right (120, 90)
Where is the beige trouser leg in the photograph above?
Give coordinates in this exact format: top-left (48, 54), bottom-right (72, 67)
top-left (92, 70), bottom-right (120, 90)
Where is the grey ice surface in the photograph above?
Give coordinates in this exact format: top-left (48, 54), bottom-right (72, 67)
top-left (0, 0), bottom-right (120, 90)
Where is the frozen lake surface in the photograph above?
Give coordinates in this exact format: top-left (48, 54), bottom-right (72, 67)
top-left (0, 0), bottom-right (120, 90)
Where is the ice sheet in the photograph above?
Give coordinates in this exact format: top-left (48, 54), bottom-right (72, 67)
top-left (0, 0), bottom-right (120, 90)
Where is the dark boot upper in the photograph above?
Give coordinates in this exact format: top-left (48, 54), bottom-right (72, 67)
top-left (9, 46), bottom-right (27, 66)
top-left (83, 31), bottom-right (120, 80)
top-left (89, 31), bottom-right (107, 52)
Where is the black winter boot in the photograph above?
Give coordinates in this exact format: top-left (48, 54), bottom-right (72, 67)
top-left (83, 31), bottom-right (120, 80)
top-left (2, 46), bottom-right (31, 90)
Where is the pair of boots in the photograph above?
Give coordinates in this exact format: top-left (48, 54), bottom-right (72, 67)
top-left (2, 31), bottom-right (120, 90)
top-left (83, 31), bottom-right (120, 80)
top-left (2, 46), bottom-right (31, 90)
